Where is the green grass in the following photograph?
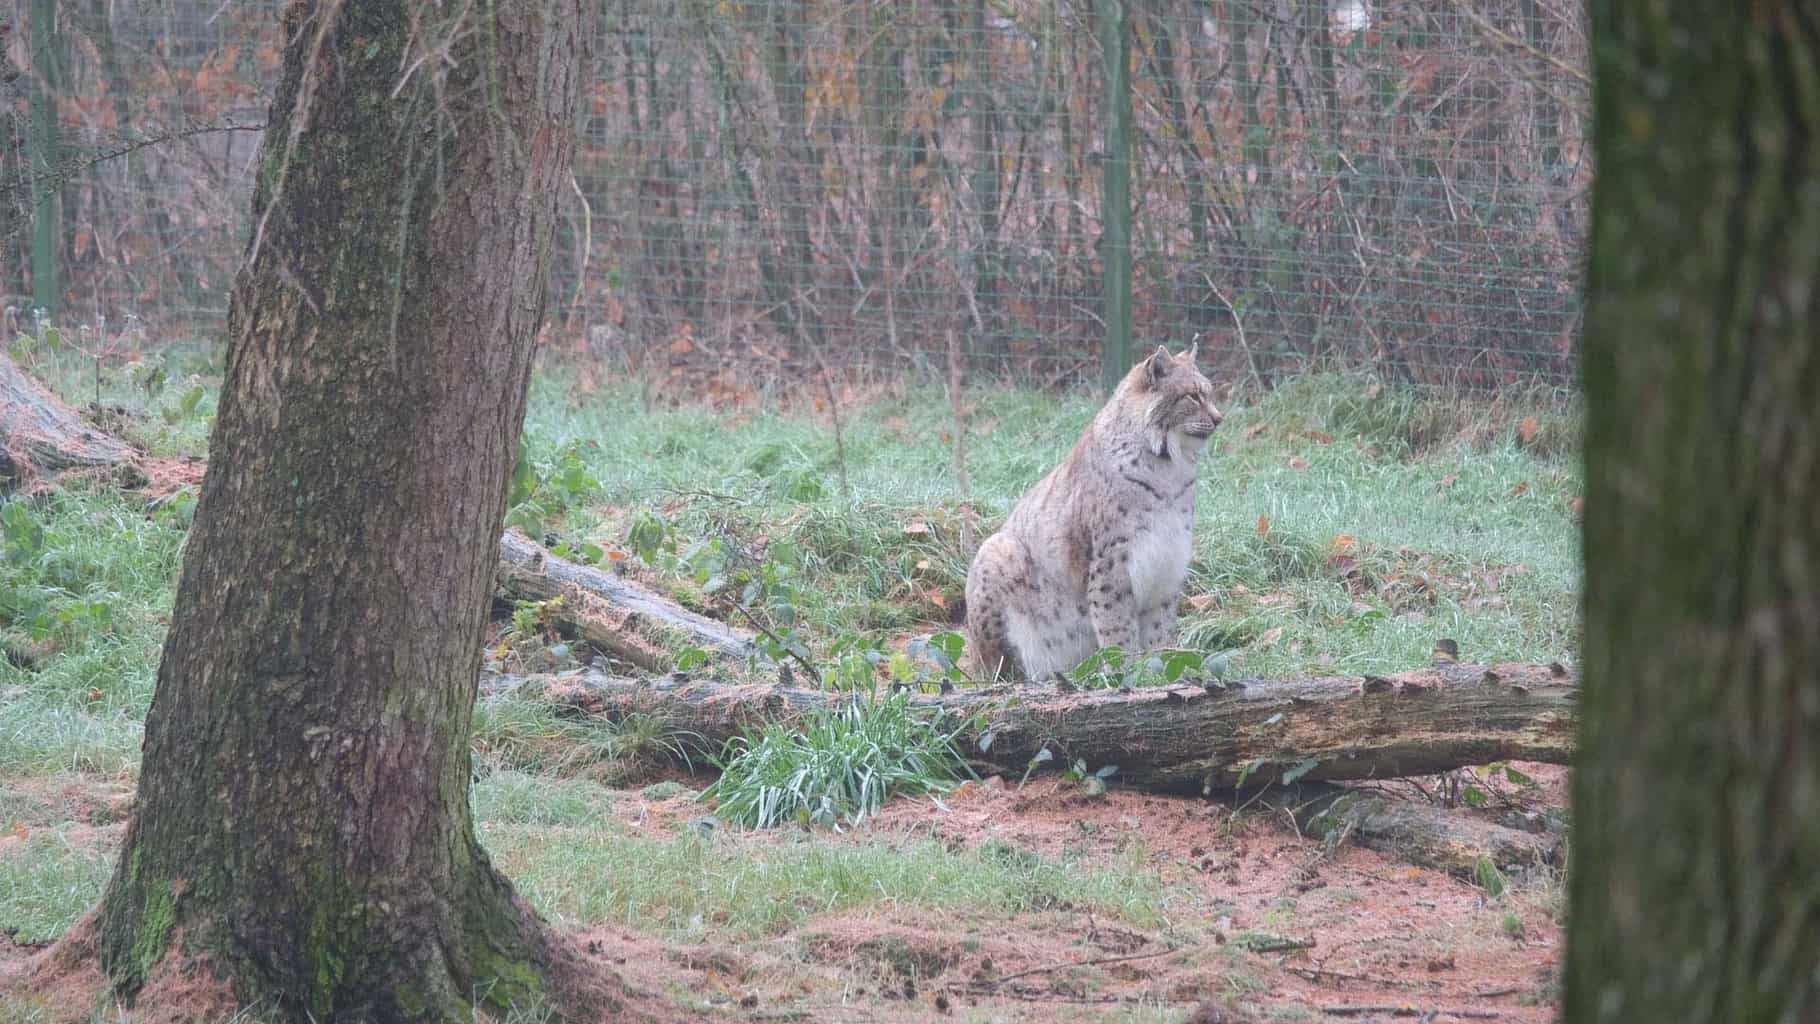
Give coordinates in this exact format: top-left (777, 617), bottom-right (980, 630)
top-left (470, 769), bottom-right (616, 827)
top-left (0, 809), bottom-right (1173, 950)
top-left (701, 689), bottom-right (971, 828)
top-left (0, 491), bottom-right (189, 777)
top-left (0, 829), bottom-right (114, 945)
top-left (520, 368), bottom-right (1580, 678)
top-left (482, 824), bottom-right (1172, 940)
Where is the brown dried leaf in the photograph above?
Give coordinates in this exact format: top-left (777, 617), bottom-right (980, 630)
top-left (1256, 514), bottom-right (1270, 539)
top-left (1517, 415), bottom-right (1540, 445)
top-left (1186, 593), bottom-right (1221, 613)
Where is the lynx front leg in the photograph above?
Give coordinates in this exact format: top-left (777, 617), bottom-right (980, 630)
top-left (1138, 602), bottom-right (1179, 652)
top-left (1085, 537), bottom-right (1141, 654)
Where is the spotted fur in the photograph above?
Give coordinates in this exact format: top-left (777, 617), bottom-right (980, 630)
top-left (963, 344), bottom-right (1223, 682)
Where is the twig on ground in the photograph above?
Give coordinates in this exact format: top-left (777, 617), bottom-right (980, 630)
top-left (966, 947), bottom-right (1177, 989)
top-left (1321, 1007), bottom-right (1499, 1020)
top-left (1286, 965), bottom-right (1430, 989)
top-left (1231, 933), bottom-right (1316, 954)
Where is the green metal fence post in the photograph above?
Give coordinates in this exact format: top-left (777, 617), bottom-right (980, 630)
top-left (1098, 0), bottom-right (1133, 393)
top-left (28, 0), bottom-right (63, 318)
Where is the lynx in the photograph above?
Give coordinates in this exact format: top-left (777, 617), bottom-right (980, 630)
top-left (964, 344), bottom-right (1222, 682)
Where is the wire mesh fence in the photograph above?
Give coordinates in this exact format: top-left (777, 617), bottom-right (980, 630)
top-left (3, 0), bottom-right (1589, 393)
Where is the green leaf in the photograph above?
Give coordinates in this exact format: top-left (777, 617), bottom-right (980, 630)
top-left (674, 647), bottom-right (709, 672)
top-left (929, 630), bottom-right (965, 666)
top-left (1161, 649), bottom-right (1204, 682)
top-left (1280, 758), bottom-right (1320, 785)
top-left (1502, 765), bottom-right (1534, 787)
top-left (1462, 785), bottom-right (1488, 808)
top-left (1234, 759), bottom-right (1263, 789)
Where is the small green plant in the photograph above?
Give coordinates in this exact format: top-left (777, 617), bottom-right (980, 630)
top-left (508, 596), bottom-right (564, 641)
top-left (702, 689), bottom-right (972, 828)
top-left (160, 383), bottom-right (206, 424)
top-left (505, 436), bottom-right (603, 539)
top-left (1, 501), bottom-right (47, 564)
top-left (1059, 757), bottom-right (1120, 797)
top-left (626, 511), bottom-right (824, 682)
top-left (0, 500), bottom-right (119, 642)
top-left (1068, 645), bottom-right (1209, 690)
top-left (1476, 855), bottom-right (1509, 898)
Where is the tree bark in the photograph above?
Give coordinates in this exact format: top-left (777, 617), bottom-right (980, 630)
top-left (1566, 5), bottom-right (1820, 1023)
top-left (88, 3), bottom-right (628, 1021)
top-left (498, 660), bottom-right (1577, 794)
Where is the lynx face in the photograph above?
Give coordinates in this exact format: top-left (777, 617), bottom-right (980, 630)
top-left (1136, 345), bottom-right (1224, 460)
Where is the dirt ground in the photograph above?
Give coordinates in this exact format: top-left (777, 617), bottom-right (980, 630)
top-left (593, 765), bottom-right (1567, 1023)
top-left (0, 765), bottom-right (1566, 1023)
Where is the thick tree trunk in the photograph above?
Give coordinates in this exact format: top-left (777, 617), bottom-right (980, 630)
top-left (89, 4), bottom-right (624, 1021)
top-left (499, 660), bottom-right (1577, 794)
top-left (1566, 5), bottom-right (1820, 1023)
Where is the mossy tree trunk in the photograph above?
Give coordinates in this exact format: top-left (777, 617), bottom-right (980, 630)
top-left (1566, 4), bottom-right (1820, 1023)
top-left (93, 2), bottom-right (607, 1020)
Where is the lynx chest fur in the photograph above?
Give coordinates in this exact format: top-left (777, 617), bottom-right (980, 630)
top-left (964, 345), bottom-right (1223, 682)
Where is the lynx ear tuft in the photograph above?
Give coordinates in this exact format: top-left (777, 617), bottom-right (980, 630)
top-left (1185, 340), bottom-right (1199, 362)
top-left (1146, 345), bottom-right (1171, 385)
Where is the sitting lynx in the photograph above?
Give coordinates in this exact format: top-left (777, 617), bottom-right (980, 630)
top-left (964, 344), bottom-right (1222, 682)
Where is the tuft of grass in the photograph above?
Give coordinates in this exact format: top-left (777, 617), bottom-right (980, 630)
top-left (484, 825), bottom-right (1170, 939)
top-left (0, 829), bottom-right (114, 944)
top-left (700, 690), bottom-right (971, 828)
top-left (470, 770), bottom-right (615, 827)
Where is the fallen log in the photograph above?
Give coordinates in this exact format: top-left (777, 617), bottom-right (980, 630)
top-left (1269, 782), bottom-right (1563, 878)
top-left (0, 352), bottom-right (136, 483)
top-left (492, 660), bottom-right (1576, 794)
top-left (496, 530), bottom-right (761, 669)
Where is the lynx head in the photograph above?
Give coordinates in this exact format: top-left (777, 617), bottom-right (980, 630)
top-left (1121, 343), bottom-right (1223, 460)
